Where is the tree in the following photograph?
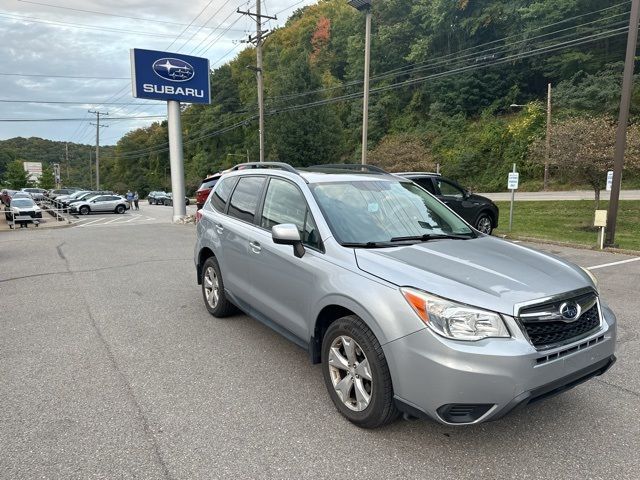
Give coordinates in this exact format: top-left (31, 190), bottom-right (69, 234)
top-left (369, 133), bottom-right (435, 172)
top-left (530, 116), bottom-right (640, 207)
top-left (4, 160), bottom-right (31, 189)
top-left (39, 164), bottom-right (55, 190)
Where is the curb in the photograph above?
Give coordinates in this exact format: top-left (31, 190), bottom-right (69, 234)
top-left (499, 234), bottom-right (640, 257)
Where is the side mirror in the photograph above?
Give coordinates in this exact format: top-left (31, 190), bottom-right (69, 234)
top-left (272, 224), bottom-right (305, 258)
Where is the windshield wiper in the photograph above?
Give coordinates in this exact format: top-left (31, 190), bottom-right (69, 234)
top-left (389, 233), bottom-right (474, 243)
top-left (341, 242), bottom-right (396, 249)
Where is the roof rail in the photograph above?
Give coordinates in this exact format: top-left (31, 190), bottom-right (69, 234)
top-left (230, 162), bottom-right (300, 175)
top-left (306, 164), bottom-right (389, 174)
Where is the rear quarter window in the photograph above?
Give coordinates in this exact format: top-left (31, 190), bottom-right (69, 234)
top-left (208, 177), bottom-right (237, 213)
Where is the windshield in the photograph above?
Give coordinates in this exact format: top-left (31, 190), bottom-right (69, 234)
top-left (12, 199), bottom-right (36, 208)
top-left (310, 180), bottom-right (474, 245)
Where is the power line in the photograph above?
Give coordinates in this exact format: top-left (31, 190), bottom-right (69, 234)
top-left (0, 99), bottom-right (159, 105)
top-left (0, 12), bottom-right (210, 39)
top-left (104, 23), bottom-right (631, 160)
top-left (15, 0), bottom-right (246, 31)
top-left (0, 72), bottom-right (129, 79)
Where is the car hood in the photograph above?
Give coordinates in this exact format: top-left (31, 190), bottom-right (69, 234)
top-left (354, 236), bottom-right (593, 316)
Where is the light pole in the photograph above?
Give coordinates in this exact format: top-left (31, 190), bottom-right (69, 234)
top-left (348, 0), bottom-right (372, 165)
top-left (510, 87), bottom-right (552, 191)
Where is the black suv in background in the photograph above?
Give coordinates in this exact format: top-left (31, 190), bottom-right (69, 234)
top-left (147, 191), bottom-right (167, 205)
top-left (398, 172), bottom-right (499, 234)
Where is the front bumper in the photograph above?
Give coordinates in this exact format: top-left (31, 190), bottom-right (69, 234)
top-left (383, 303), bottom-right (616, 425)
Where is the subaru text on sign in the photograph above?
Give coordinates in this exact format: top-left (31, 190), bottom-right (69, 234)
top-left (130, 48), bottom-right (211, 104)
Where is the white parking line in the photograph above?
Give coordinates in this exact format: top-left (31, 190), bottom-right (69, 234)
top-left (74, 218), bottom-right (104, 228)
top-left (103, 217), bottom-right (128, 224)
top-left (587, 257), bottom-right (640, 271)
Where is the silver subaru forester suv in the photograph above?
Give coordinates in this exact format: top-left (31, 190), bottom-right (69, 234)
top-left (194, 163), bottom-right (616, 428)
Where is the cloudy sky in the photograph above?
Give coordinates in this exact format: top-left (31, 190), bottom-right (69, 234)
top-left (0, 0), bottom-right (317, 145)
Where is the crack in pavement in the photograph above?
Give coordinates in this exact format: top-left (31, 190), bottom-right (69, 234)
top-left (0, 257), bottom-right (191, 284)
top-left (595, 378), bottom-right (640, 398)
top-left (76, 289), bottom-right (174, 480)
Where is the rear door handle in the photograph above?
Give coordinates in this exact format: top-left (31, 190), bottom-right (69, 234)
top-left (215, 224), bottom-right (224, 234)
top-left (249, 241), bottom-right (262, 254)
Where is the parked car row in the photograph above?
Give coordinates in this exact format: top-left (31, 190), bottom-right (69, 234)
top-left (1, 188), bottom-right (48, 206)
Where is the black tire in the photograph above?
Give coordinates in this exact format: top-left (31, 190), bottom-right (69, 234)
top-left (186, 199), bottom-right (190, 206)
top-left (79, 205), bottom-right (90, 215)
top-left (201, 256), bottom-right (237, 317)
top-left (149, 199), bottom-right (154, 205)
top-left (475, 212), bottom-right (493, 235)
top-left (322, 315), bottom-right (400, 428)
top-left (115, 204), bottom-right (126, 214)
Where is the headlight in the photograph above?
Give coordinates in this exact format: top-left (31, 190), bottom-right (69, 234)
top-left (401, 287), bottom-right (510, 341)
top-left (580, 267), bottom-right (598, 290)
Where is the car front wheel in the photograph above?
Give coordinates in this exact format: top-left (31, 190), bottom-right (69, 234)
top-left (475, 212), bottom-right (493, 235)
top-left (79, 206), bottom-right (90, 215)
top-left (201, 256), bottom-right (236, 317)
top-left (322, 316), bottom-right (399, 428)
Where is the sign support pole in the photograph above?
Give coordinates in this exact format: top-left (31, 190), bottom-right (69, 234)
top-left (509, 163), bottom-right (516, 232)
top-left (167, 100), bottom-right (186, 223)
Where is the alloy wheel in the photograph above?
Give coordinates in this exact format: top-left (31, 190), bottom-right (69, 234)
top-left (328, 335), bottom-right (372, 411)
top-left (203, 266), bottom-right (219, 308)
top-left (477, 216), bottom-right (492, 234)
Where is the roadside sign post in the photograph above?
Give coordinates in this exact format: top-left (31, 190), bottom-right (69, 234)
top-left (508, 164), bottom-right (519, 232)
top-left (130, 48), bottom-right (211, 223)
top-left (606, 171), bottom-right (614, 192)
top-left (594, 210), bottom-right (608, 250)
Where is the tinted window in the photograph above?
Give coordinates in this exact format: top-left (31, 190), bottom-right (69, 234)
top-left (210, 177), bottom-right (237, 213)
top-left (415, 178), bottom-right (435, 194)
top-left (438, 179), bottom-right (464, 198)
top-left (199, 178), bottom-right (219, 190)
top-left (228, 176), bottom-right (265, 223)
top-left (261, 178), bottom-right (320, 249)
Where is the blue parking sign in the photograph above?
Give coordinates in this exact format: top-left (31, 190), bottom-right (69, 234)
top-left (130, 48), bottom-right (211, 104)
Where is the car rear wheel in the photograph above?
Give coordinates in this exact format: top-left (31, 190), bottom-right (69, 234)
top-left (201, 256), bottom-right (236, 317)
top-left (475, 212), bottom-right (493, 235)
top-left (79, 206), bottom-right (90, 215)
top-left (115, 204), bottom-right (126, 214)
top-left (322, 315), bottom-right (399, 428)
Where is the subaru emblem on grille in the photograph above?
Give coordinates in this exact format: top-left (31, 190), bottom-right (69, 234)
top-left (559, 301), bottom-right (580, 321)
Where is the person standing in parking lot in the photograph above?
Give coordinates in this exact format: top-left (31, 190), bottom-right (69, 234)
top-left (133, 191), bottom-right (139, 210)
top-left (125, 190), bottom-right (134, 210)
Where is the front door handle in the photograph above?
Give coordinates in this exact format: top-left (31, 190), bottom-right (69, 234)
top-left (249, 241), bottom-right (262, 254)
top-left (215, 224), bottom-right (224, 234)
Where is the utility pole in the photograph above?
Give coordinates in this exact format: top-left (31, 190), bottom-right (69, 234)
top-left (544, 83), bottom-right (551, 191)
top-left (88, 110), bottom-right (108, 189)
top-left (606, 0), bottom-right (640, 246)
top-left (238, 1), bottom-right (276, 163)
top-left (65, 142), bottom-right (69, 182)
top-left (88, 151), bottom-right (93, 189)
top-left (348, 0), bottom-right (373, 165)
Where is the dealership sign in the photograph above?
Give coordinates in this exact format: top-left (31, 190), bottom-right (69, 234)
top-left (130, 49), bottom-right (211, 104)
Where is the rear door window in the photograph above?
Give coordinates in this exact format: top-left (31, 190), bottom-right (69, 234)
top-left (199, 178), bottom-right (219, 190)
top-left (227, 176), bottom-right (266, 223)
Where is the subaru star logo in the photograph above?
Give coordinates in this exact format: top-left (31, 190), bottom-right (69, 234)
top-left (559, 301), bottom-right (580, 321)
top-left (152, 58), bottom-right (195, 82)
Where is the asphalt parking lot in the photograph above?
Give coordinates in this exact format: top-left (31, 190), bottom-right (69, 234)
top-left (0, 221), bottom-right (638, 479)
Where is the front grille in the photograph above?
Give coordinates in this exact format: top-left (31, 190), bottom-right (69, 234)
top-left (522, 303), bottom-right (600, 349)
